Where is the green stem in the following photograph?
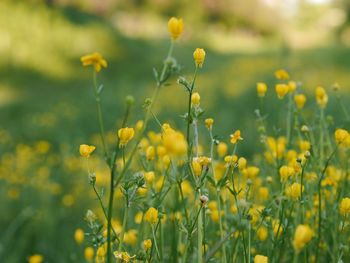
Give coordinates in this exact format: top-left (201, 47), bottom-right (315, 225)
top-left (152, 224), bottom-right (161, 260)
top-left (216, 189), bottom-right (227, 263)
top-left (117, 203), bottom-right (129, 252)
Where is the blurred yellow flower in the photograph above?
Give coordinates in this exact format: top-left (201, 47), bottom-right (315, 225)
top-left (256, 82), bottom-right (267, 97)
top-left (315, 86), bottom-right (328, 108)
top-left (254, 254), bottom-right (268, 263)
top-left (238, 157), bottom-right (247, 170)
top-left (118, 127), bottom-right (135, 147)
top-left (84, 247), bottom-right (94, 262)
top-left (143, 239), bottom-right (152, 251)
top-left (217, 142), bottom-right (228, 157)
top-left (113, 251), bottom-right (135, 262)
top-left (28, 254), bottom-right (43, 263)
top-left (168, 17), bottom-right (184, 40)
top-left (335, 129), bottom-right (348, 145)
top-left (288, 81), bottom-right (297, 92)
top-left (205, 118), bottom-right (214, 129)
top-left (144, 207), bottom-right (158, 224)
top-left (191, 92), bottom-right (200, 106)
top-left (230, 130), bottom-right (243, 144)
top-left (193, 48), bottom-right (206, 68)
top-left (339, 197), bottom-right (350, 216)
top-left (257, 226), bottom-right (268, 241)
top-left (285, 183), bottom-right (303, 200)
top-left (79, 144), bottom-right (96, 157)
top-left (275, 84), bottom-right (289, 99)
top-left (274, 69), bottom-right (289, 80)
top-left (279, 165), bottom-right (294, 182)
top-left (74, 228), bottom-right (84, 244)
top-left (293, 224), bottom-right (313, 252)
top-left (146, 146), bottom-right (156, 161)
top-left (294, 94), bottom-right (306, 109)
top-left (80, 52), bottom-right (107, 72)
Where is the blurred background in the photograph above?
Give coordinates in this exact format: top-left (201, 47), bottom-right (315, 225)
top-left (0, 0), bottom-right (349, 262)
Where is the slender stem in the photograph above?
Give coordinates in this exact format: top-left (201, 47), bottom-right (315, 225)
top-left (286, 93), bottom-right (293, 147)
top-left (152, 224), bottom-right (161, 260)
top-left (216, 189), bottom-right (226, 262)
top-left (93, 71), bottom-right (108, 159)
top-left (248, 222), bottom-right (251, 263)
top-left (106, 169), bottom-right (115, 263)
top-left (117, 203), bottom-right (129, 252)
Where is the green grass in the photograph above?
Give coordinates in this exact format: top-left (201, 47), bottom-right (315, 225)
top-left (0, 1), bottom-right (349, 262)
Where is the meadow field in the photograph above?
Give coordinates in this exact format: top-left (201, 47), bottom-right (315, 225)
top-left (0, 1), bottom-right (350, 262)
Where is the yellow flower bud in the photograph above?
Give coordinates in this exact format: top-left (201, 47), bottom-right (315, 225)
top-left (238, 157), bottom-right (247, 170)
top-left (79, 144), bottom-right (96, 158)
top-left (118, 127), bottom-right (135, 147)
top-left (279, 165), bottom-right (294, 182)
top-left (193, 48), bottom-right (206, 68)
top-left (274, 69), bottom-right (289, 80)
top-left (315, 86), bottom-right (328, 108)
top-left (144, 171), bottom-right (155, 184)
top-left (217, 142), bottom-right (228, 157)
top-left (168, 17), bottom-right (184, 40)
top-left (28, 255), bottom-right (44, 263)
top-left (84, 247), bottom-right (94, 261)
top-left (144, 207), bottom-right (158, 224)
top-left (294, 94), bottom-right (306, 109)
top-left (80, 52), bottom-right (107, 72)
top-left (256, 82), bottom-right (267, 97)
top-left (146, 146), bottom-right (156, 161)
top-left (339, 197), bottom-right (350, 216)
top-left (254, 255), bottom-right (268, 263)
top-left (230, 130), bottom-right (243, 144)
top-left (143, 239), bottom-right (152, 251)
top-left (135, 120), bottom-right (144, 131)
top-left (257, 227), bottom-right (268, 241)
top-left (205, 118), bottom-right (214, 129)
top-left (192, 159), bottom-right (202, 177)
top-left (288, 81), bottom-right (297, 92)
top-left (285, 183), bottom-right (304, 200)
top-left (334, 128), bottom-right (349, 145)
top-left (293, 224), bottom-right (313, 252)
top-left (275, 84), bottom-right (289, 99)
top-left (191, 92), bottom-right (200, 106)
top-left (74, 228), bottom-right (84, 244)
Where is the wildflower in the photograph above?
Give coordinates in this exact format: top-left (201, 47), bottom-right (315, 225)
top-left (238, 157), bottom-right (247, 169)
top-left (279, 165), bottom-right (294, 182)
top-left (144, 171), bottom-right (155, 184)
top-left (168, 17), bottom-right (184, 40)
top-left (224, 155), bottom-right (238, 165)
top-left (144, 207), bottom-right (158, 224)
top-left (80, 52), bottom-right (107, 72)
top-left (191, 92), bottom-right (201, 106)
top-left (84, 247), bottom-right (94, 262)
top-left (339, 197), bottom-right (350, 216)
top-left (335, 129), bottom-right (348, 145)
top-left (135, 120), bottom-right (144, 131)
top-left (205, 118), bottom-right (214, 129)
top-left (272, 220), bottom-right (283, 237)
top-left (293, 224), bottom-right (313, 252)
top-left (193, 48), bottom-right (206, 68)
top-left (113, 251), bottom-right (135, 262)
top-left (258, 187), bottom-right (269, 200)
top-left (294, 94), bottom-right (306, 109)
top-left (286, 183), bottom-right (303, 200)
top-left (96, 246), bottom-right (106, 263)
top-left (192, 159), bottom-right (202, 176)
top-left (230, 130), bottom-right (243, 144)
top-left (200, 195), bottom-right (209, 205)
top-left (274, 69), bottom-right (289, 80)
top-left (146, 146), bottom-right (155, 161)
top-left (288, 81), bottom-right (297, 92)
top-left (74, 228), bottom-right (84, 244)
top-left (123, 229), bottom-right (138, 245)
top-left (162, 125), bottom-right (187, 156)
top-left (275, 84), bottom-right (289, 99)
top-left (298, 140), bottom-right (310, 152)
top-left (256, 82), bottom-right (267, 97)
top-left (301, 125), bottom-right (309, 133)
top-left (244, 166), bottom-right (260, 179)
top-left (217, 142), bottom-right (228, 157)
top-left (118, 127), bottom-right (135, 147)
top-left (143, 239), bottom-right (152, 251)
top-left (315, 86), bottom-right (328, 108)
top-left (79, 144), bottom-right (96, 157)
top-left (28, 255), bottom-right (43, 263)
top-left (257, 227), bottom-right (268, 241)
top-left (254, 254), bottom-right (268, 263)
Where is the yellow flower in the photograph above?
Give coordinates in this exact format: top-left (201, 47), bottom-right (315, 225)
top-left (28, 254), bottom-right (44, 263)
top-left (315, 86), bottom-right (328, 108)
top-left (80, 52), bottom-right (107, 72)
top-left (275, 84), bottom-right (289, 99)
top-left (285, 183), bottom-right (304, 200)
top-left (294, 94), bottom-right (306, 109)
top-left (84, 247), bottom-right (94, 262)
top-left (123, 229), bottom-right (137, 245)
top-left (238, 157), bottom-right (247, 170)
top-left (144, 207), bottom-right (158, 224)
top-left (217, 142), bottom-right (228, 157)
top-left (143, 239), bottom-right (152, 251)
top-left (279, 165), bottom-right (294, 182)
top-left (192, 159), bottom-right (202, 177)
top-left (288, 81), bottom-right (297, 92)
top-left (257, 227), bottom-right (268, 241)
top-left (168, 17), bottom-right (184, 40)
top-left (335, 129), bottom-right (349, 145)
top-left (74, 228), bottom-right (84, 244)
top-left (146, 146), bottom-right (156, 161)
top-left (205, 118), bottom-right (214, 129)
top-left (230, 130), bottom-right (243, 144)
top-left (118, 127), bottom-right (135, 147)
top-left (144, 171), bottom-right (155, 184)
top-left (162, 124), bottom-right (187, 156)
top-left (293, 224), bottom-right (313, 252)
top-left (113, 251), bottom-right (135, 262)
top-left (193, 48), bottom-right (206, 68)
top-left (339, 197), bottom-right (350, 216)
top-left (79, 144), bottom-right (96, 157)
top-left (191, 92), bottom-right (201, 106)
top-left (274, 69), bottom-right (289, 80)
top-left (256, 82), bottom-right (267, 97)
top-left (254, 254), bottom-right (268, 263)
top-left (272, 220), bottom-right (283, 237)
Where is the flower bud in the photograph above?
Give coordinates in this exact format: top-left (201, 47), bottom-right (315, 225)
top-left (193, 48), bottom-right (206, 68)
top-left (168, 17), bottom-right (184, 40)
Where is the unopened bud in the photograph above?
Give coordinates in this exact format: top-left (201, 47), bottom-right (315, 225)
top-left (200, 195), bottom-right (209, 205)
